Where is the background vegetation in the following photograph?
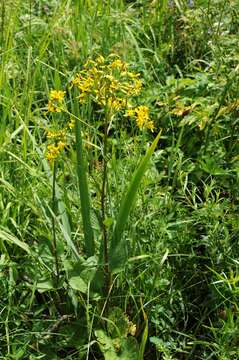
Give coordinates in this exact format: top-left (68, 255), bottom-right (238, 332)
top-left (0, 0), bottom-right (239, 359)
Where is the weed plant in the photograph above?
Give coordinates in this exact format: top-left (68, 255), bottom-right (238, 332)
top-left (0, 0), bottom-right (239, 359)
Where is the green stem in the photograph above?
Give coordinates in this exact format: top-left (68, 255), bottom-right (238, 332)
top-left (52, 160), bottom-right (60, 284)
top-left (101, 108), bottom-right (111, 293)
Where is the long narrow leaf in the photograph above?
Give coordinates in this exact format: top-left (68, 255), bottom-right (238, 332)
top-left (109, 131), bottom-right (162, 273)
top-left (75, 117), bottom-right (95, 257)
top-left (0, 229), bottom-right (30, 254)
top-left (138, 298), bottom-right (149, 360)
top-left (138, 321), bottom-right (148, 360)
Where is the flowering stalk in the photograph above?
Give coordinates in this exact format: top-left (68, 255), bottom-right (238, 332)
top-left (101, 105), bottom-right (111, 293)
top-left (45, 55), bottom-right (157, 286)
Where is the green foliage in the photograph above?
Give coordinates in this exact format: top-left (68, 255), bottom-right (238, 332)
top-left (96, 307), bottom-right (138, 360)
top-left (1, 0), bottom-right (239, 359)
top-left (96, 329), bottom-right (138, 360)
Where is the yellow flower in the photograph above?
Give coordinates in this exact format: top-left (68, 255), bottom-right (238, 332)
top-left (146, 120), bottom-right (155, 132)
top-left (45, 130), bottom-right (66, 162)
top-left (133, 79), bottom-right (142, 95)
top-left (95, 55), bottom-right (105, 64)
top-left (47, 90), bottom-right (65, 113)
top-left (47, 102), bottom-right (62, 113)
top-left (126, 105), bottom-right (155, 132)
top-left (135, 106), bottom-right (149, 129)
top-left (125, 108), bottom-right (136, 117)
top-left (46, 142), bottom-right (66, 162)
top-left (110, 58), bottom-right (126, 70)
top-left (49, 90), bottom-right (65, 102)
top-left (46, 153), bottom-right (55, 162)
top-left (72, 55), bottom-right (143, 112)
top-left (46, 144), bottom-right (59, 162)
top-left (57, 141), bottom-right (65, 150)
top-left (46, 129), bottom-right (66, 140)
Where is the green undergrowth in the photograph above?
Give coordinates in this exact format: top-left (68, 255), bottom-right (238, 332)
top-left (0, 0), bottom-right (239, 359)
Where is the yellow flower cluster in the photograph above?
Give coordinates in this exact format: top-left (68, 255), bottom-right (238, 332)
top-left (46, 142), bottom-right (66, 162)
top-left (47, 90), bottom-right (65, 113)
top-left (125, 105), bottom-right (154, 132)
top-left (72, 55), bottom-right (142, 111)
top-left (45, 129), bottom-right (66, 162)
top-left (46, 129), bottom-right (66, 140)
top-left (45, 56), bottom-right (155, 162)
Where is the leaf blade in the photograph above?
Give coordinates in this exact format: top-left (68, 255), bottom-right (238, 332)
top-left (109, 131), bottom-right (162, 273)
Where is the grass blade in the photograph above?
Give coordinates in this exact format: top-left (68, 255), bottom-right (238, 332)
top-left (0, 229), bottom-right (30, 254)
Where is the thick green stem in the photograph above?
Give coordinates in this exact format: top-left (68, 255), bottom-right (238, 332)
top-left (101, 109), bottom-right (111, 293)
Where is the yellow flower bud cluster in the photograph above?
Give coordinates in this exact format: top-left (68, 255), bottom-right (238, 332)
top-left (72, 55), bottom-right (142, 111)
top-left (47, 90), bottom-right (65, 113)
top-left (125, 105), bottom-right (154, 132)
top-left (45, 129), bottom-right (66, 162)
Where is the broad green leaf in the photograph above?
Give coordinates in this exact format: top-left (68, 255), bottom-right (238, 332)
top-left (69, 276), bottom-right (88, 293)
top-left (80, 256), bottom-right (98, 283)
top-left (109, 131), bottom-right (162, 273)
top-left (36, 279), bottom-right (54, 293)
top-left (95, 330), bottom-right (119, 360)
top-left (95, 329), bottom-right (138, 360)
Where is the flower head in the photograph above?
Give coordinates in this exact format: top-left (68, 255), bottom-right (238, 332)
top-left (47, 90), bottom-right (65, 113)
top-left (72, 55), bottom-right (143, 112)
top-left (46, 141), bottom-right (66, 162)
top-left (125, 105), bottom-right (155, 132)
top-left (45, 129), bottom-right (66, 162)
top-left (49, 90), bottom-right (65, 102)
